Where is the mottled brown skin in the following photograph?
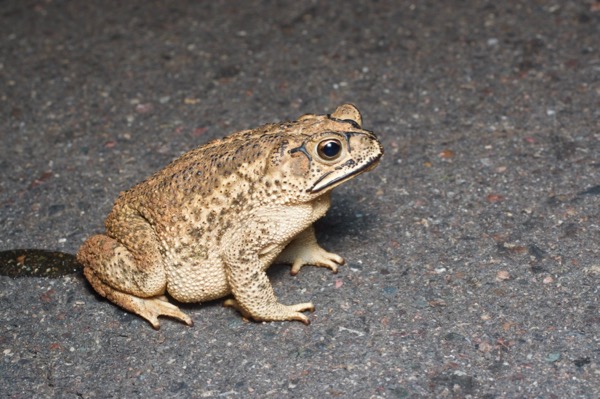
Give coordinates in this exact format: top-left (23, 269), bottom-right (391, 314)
top-left (77, 104), bottom-right (383, 328)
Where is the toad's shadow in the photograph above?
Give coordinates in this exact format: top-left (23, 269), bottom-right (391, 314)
top-left (0, 249), bottom-right (81, 278)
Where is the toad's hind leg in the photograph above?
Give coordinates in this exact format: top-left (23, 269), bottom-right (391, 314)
top-left (77, 234), bottom-right (192, 329)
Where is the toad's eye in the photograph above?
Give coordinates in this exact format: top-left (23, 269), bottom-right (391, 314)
top-left (317, 139), bottom-right (343, 161)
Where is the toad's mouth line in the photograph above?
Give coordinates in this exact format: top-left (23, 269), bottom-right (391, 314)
top-left (308, 152), bottom-right (383, 193)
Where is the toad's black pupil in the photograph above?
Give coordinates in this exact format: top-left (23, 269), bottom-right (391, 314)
top-left (321, 140), bottom-right (341, 158)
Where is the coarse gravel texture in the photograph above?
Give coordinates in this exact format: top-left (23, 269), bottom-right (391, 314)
top-left (1, 1), bottom-right (599, 398)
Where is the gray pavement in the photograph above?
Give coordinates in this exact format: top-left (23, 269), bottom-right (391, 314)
top-left (1, 1), bottom-right (599, 398)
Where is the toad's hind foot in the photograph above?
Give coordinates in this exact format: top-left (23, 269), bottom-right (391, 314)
top-left (86, 270), bottom-right (193, 329)
top-left (223, 298), bottom-right (314, 325)
top-left (127, 295), bottom-right (194, 329)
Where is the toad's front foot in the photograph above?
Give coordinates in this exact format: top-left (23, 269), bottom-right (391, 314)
top-left (277, 237), bottom-right (345, 276)
top-left (275, 226), bottom-right (345, 276)
top-left (223, 299), bottom-right (315, 325)
top-left (290, 246), bottom-right (345, 276)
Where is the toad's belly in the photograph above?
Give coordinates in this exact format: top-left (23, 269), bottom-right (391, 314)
top-left (164, 253), bottom-right (231, 303)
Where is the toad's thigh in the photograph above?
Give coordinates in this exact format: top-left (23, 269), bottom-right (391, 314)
top-left (78, 234), bottom-right (167, 297)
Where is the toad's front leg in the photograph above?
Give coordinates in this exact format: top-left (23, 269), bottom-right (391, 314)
top-left (222, 206), bottom-right (316, 324)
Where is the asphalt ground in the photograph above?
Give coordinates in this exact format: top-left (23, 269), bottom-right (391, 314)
top-left (1, 1), bottom-right (599, 398)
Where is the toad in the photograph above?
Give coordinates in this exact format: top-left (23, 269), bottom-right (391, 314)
top-left (77, 104), bottom-right (383, 328)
